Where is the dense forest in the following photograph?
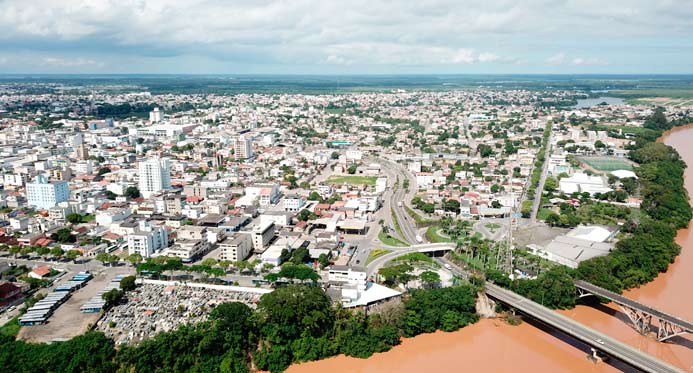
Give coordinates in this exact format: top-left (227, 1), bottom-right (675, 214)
top-left (0, 284), bottom-right (480, 373)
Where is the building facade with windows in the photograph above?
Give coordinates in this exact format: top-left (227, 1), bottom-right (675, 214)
top-left (26, 175), bottom-right (70, 210)
top-left (138, 157), bottom-right (171, 198)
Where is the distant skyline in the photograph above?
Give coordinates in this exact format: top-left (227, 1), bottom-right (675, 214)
top-left (0, 0), bottom-right (691, 74)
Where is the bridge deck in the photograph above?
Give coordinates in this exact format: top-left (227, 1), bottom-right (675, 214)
top-left (574, 280), bottom-right (693, 331)
top-left (486, 282), bottom-right (683, 373)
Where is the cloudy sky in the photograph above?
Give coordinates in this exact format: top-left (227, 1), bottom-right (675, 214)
top-left (0, 0), bottom-right (691, 74)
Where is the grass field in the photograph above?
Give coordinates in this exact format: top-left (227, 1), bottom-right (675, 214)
top-left (378, 230), bottom-right (408, 247)
top-left (580, 157), bottom-right (634, 171)
top-left (426, 226), bottom-right (453, 243)
top-left (366, 248), bottom-right (392, 265)
top-left (484, 223), bottom-right (501, 232)
top-left (326, 175), bottom-right (377, 186)
top-left (537, 208), bottom-right (554, 221)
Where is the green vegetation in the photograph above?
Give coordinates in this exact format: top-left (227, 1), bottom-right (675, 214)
top-left (411, 196), bottom-right (435, 215)
top-left (425, 226), bottom-right (452, 243)
top-left (390, 209), bottom-right (408, 244)
top-left (378, 229), bottom-right (408, 247)
top-left (391, 252), bottom-right (438, 267)
top-left (0, 317), bottom-right (20, 338)
top-left (0, 281), bottom-right (480, 373)
top-left (576, 140), bottom-right (691, 292)
top-left (487, 266), bottom-right (577, 309)
top-left (494, 110), bottom-right (693, 305)
top-left (326, 175), bottom-right (377, 186)
top-left (366, 248), bottom-right (392, 265)
top-left (526, 121), bottom-right (552, 199)
top-left (536, 208), bottom-right (554, 221)
top-left (404, 205), bottom-right (438, 226)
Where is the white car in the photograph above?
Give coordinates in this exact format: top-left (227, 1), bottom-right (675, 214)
top-left (595, 339), bottom-right (605, 345)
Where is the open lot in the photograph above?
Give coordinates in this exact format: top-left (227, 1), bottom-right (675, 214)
top-left (326, 175), bottom-right (377, 186)
top-left (16, 270), bottom-right (128, 343)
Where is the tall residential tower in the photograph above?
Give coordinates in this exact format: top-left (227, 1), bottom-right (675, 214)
top-left (138, 157), bottom-right (171, 198)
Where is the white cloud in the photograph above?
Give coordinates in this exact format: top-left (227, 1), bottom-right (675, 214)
top-left (478, 52), bottom-right (499, 63)
top-left (40, 57), bottom-right (104, 68)
top-left (0, 0), bottom-right (687, 71)
top-left (546, 53), bottom-right (566, 65)
top-left (571, 57), bottom-right (609, 66)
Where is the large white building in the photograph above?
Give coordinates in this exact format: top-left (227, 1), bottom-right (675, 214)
top-left (219, 233), bottom-right (253, 262)
top-left (252, 221), bottom-right (275, 253)
top-left (26, 175), bottom-right (70, 210)
top-left (138, 157), bottom-right (171, 198)
top-left (283, 194), bottom-right (305, 212)
top-left (127, 220), bottom-right (169, 258)
top-left (149, 107), bottom-right (163, 123)
top-left (559, 172), bottom-right (611, 196)
top-left (233, 135), bottom-right (253, 160)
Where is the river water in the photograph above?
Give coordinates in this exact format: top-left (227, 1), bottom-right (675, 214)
top-left (289, 125), bottom-right (693, 373)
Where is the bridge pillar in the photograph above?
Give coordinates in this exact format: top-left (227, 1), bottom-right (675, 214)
top-left (619, 305), bottom-right (652, 335)
top-left (657, 319), bottom-right (688, 342)
top-left (588, 348), bottom-right (604, 363)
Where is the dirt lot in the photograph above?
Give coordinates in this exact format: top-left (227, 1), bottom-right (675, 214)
top-left (17, 270), bottom-right (129, 343)
top-left (514, 223), bottom-right (568, 248)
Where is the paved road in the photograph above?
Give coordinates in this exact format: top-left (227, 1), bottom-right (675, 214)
top-left (473, 218), bottom-right (508, 241)
top-left (376, 157), bottom-right (422, 244)
top-left (530, 130), bottom-right (553, 223)
top-left (365, 243), bottom-right (456, 276)
top-left (486, 283), bottom-right (684, 373)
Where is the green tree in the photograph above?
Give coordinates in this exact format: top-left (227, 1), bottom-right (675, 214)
top-left (124, 186), bottom-right (141, 198)
top-left (66, 249), bottom-right (81, 262)
top-left (66, 213), bottom-right (83, 224)
top-left (126, 253), bottom-right (142, 266)
top-left (102, 289), bottom-right (123, 307)
top-left (50, 247), bottom-right (64, 258)
top-left (419, 271), bottom-right (441, 289)
top-left (544, 176), bottom-right (558, 192)
top-left (297, 209), bottom-right (317, 221)
top-left (120, 276), bottom-right (137, 291)
top-left (307, 191), bottom-right (323, 202)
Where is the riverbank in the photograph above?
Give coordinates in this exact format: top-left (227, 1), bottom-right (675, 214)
top-left (291, 124), bottom-right (693, 373)
top-left (288, 318), bottom-right (616, 373)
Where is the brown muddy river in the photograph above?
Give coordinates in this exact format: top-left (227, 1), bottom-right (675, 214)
top-left (289, 125), bottom-right (693, 373)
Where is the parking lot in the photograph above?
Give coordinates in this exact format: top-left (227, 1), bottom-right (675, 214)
top-left (17, 268), bottom-right (132, 343)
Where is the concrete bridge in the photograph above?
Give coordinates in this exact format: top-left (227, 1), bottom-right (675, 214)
top-left (575, 280), bottom-right (693, 342)
top-left (486, 282), bottom-right (683, 373)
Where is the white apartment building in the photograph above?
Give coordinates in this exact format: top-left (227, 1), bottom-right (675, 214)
top-left (328, 265), bottom-right (367, 292)
top-left (252, 221), bottom-right (275, 253)
top-left (127, 220), bottom-right (169, 258)
top-left (233, 135), bottom-right (253, 160)
top-left (3, 173), bottom-right (27, 187)
top-left (95, 208), bottom-right (132, 227)
top-left (149, 107), bottom-right (163, 123)
top-left (243, 183), bottom-right (280, 207)
top-left (283, 194), bottom-right (305, 212)
top-left (219, 233), bottom-right (252, 262)
top-left (26, 175), bottom-right (70, 210)
top-left (138, 157), bottom-right (171, 198)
